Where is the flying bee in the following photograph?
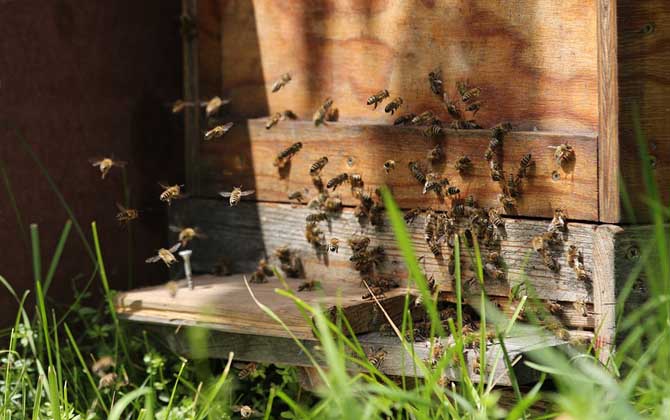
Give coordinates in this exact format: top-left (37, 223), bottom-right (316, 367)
top-left (549, 143), bottom-right (576, 166)
top-left (426, 144), bottom-right (444, 162)
top-left (367, 89), bottom-right (389, 109)
top-left (306, 212), bottom-right (328, 222)
top-left (394, 113), bottom-right (416, 126)
top-left (265, 112), bottom-right (283, 129)
top-left (236, 362), bottom-right (257, 380)
top-left (327, 173), bottom-right (349, 190)
top-left (159, 183), bottom-right (184, 205)
top-left (383, 159), bottom-right (396, 174)
top-left (271, 72), bottom-right (292, 93)
top-left (549, 208), bottom-right (567, 233)
top-left (329, 238), bottom-right (340, 253)
top-left (313, 97), bottom-right (334, 126)
top-left (115, 203), bottom-right (139, 224)
top-left (408, 161), bottom-right (427, 185)
top-left (324, 195), bottom-right (343, 213)
top-left (454, 155), bottom-right (472, 173)
top-left (171, 99), bottom-right (191, 114)
top-left (219, 186), bottom-right (255, 206)
top-left (91, 355), bottom-right (116, 376)
top-left (145, 243), bottom-right (181, 266)
top-left (298, 280), bottom-right (321, 292)
top-left (466, 102), bottom-right (482, 115)
top-left (488, 208), bottom-right (504, 228)
top-left (384, 97), bottom-right (403, 115)
top-left (89, 157), bottom-right (127, 180)
top-left (517, 153), bottom-right (533, 178)
top-left (98, 372), bottom-right (118, 389)
top-left (204, 96), bottom-right (229, 117)
top-left (489, 160), bottom-right (504, 181)
top-left (428, 70), bottom-right (443, 95)
top-left (309, 156), bottom-right (329, 175)
top-left (411, 110), bottom-right (435, 125)
top-left (169, 225), bottom-right (206, 247)
top-left (232, 405), bottom-right (262, 418)
top-left (204, 122), bottom-right (234, 140)
top-left (404, 207), bottom-right (423, 224)
top-left (273, 142), bottom-right (303, 168)
top-left (288, 190), bottom-right (305, 203)
top-left (423, 124), bottom-right (444, 139)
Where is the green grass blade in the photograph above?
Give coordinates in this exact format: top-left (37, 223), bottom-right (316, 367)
top-left (108, 387), bottom-right (153, 420)
top-left (31, 375), bottom-right (43, 420)
top-left (30, 224), bottom-right (42, 289)
top-left (35, 277), bottom-right (53, 369)
top-left (43, 220), bottom-right (72, 294)
top-left (47, 366), bottom-right (62, 420)
top-left (165, 359), bottom-right (187, 419)
top-left (0, 158), bottom-right (29, 251)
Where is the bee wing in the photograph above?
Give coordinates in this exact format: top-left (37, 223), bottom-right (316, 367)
top-left (113, 160), bottom-right (128, 167)
top-left (168, 243), bottom-right (182, 253)
top-left (231, 405), bottom-right (242, 412)
top-left (145, 255), bottom-right (161, 263)
top-left (116, 202), bottom-right (128, 212)
top-left (195, 229), bottom-right (208, 239)
top-left (168, 225), bottom-right (182, 233)
top-left (219, 191), bottom-right (232, 197)
top-left (219, 122), bottom-right (234, 133)
top-left (89, 157), bottom-right (103, 166)
top-left (239, 190), bottom-right (255, 197)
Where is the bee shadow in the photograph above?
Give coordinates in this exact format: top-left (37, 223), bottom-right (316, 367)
top-left (278, 161), bottom-right (292, 179)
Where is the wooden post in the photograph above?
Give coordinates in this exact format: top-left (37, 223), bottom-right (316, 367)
top-left (181, 0), bottom-right (201, 195)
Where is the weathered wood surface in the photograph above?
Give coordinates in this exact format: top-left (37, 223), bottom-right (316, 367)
top-left (198, 0), bottom-right (598, 134)
top-left (199, 119), bottom-right (598, 220)
top-left (182, 0), bottom-right (202, 194)
top-left (170, 199), bottom-right (597, 329)
top-left (142, 322), bottom-right (576, 386)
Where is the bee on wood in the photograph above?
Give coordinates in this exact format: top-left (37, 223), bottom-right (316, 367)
top-left (484, 148), bottom-right (494, 162)
top-left (325, 107), bottom-right (339, 122)
top-left (460, 86), bottom-right (481, 103)
top-left (271, 72), bottom-right (292, 93)
top-left (404, 207), bottom-right (423, 224)
top-left (423, 173), bottom-right (449, 195)
top-left (498, 193), bottom-right (516, 212)
top-left (204, 122), bottom-right (234, 140)
top-left (288, 190), bottom-right (305, 203)
top-left (428, 241), bottom-right (442, 257)
top-left (309, 156), bottom-right (329, 175)
top-left (219, 186), bottom-right (255, 206)
top-left (394, 113), bottom-right (416, 126)
top-left (313, 97), bottom-right (334, 126)
top-left (324, 195), bottom-right (343, 214)
top-left (517, 153), bottom-right (533, 178)
top-left (567, 245), bottom-right (589, 281)
top-left (327, 173), bottom-right (349, 190)
top-left (423, 124), bottom-right (444, 139)
top-left (428, 70), bottom-right (443, 96)
top-left (370, 203), bottom-right (385, 226)
top-left (329, 238), bottom-right (340, 253)
top-left (350, 173), bottom-right (364, 189)
top-left (408, 161), bottom-right (427, 185)
top-left (491, 122), bottom-right (512, 141)
top-left (426, 144), bottom-right (444, 162)
top-left (348, 236), bottom-right (370, 253)
top-left (549, 143), bottom-right (575, 167)
top-left (169, 225), bottom-right (206, 247)
top-left (265, 112), bottom-right (283, 129)
top-left (545, 300), bottom-right (562, 315)
top-left (298, 280), bottom-right (321, 292)
top-left (488, 208), bottom-right (504, 228)
top-left (273, 142), bottom-right (303, 168)
top-left (454, 155), bottom-right (472, 173)
top-left (145, 243), bottom-right (181, 266)
top-left (543, 252), bottom-right (560, 272)
top-left (545, 319), bottom-right (570, 340)
top-left (466, 102), bottom-right (482, 115)
top-left (311, 175), bottom-right (325, 193)
top-left (383, 159), bottom-right (396, 174)
top-left (507, 174), bottom-right (522, 197)
top-left (465, 195), bottom-right (477, 207)
top-left (115, 203), bottom-right (139, 224)
top-left (573, 299), bottom-right (588, 317)
top-left (367, 89), bottom-right (389, 109)
top-left (489, 160), bottom-right (504, 182)
top-left (159, 183), bottom-right (184, 205)
top-left (548, 209), bottom-right (567, 233)
top-left (446, 186), bottom-right (460, 196)
top-left (305, 222), bottom-right (325, 247)
top-left (236, 362), bottom-right (257, 380)
top-left (274, 246), bottom-right (292, 263)
top-left (306, 212), bottom-right (328, 222)
top-left (424, 211), bottom-right (437, 242)
top-left (411, 110), bottom-right (436, 125)
top-left (89, 157), bottom-right (127, 180)
top-left (567, 245), bottom-right (578, 268)
top-left (232, 405), bottom-right (262, 418)
top-left (485, 263), bottom-right (505, 280)
top-left (250, 259), bottom-right (274, 283)
top-left (487, 251), bottom-right (501, 265)
top-left (384, 97), bottom-right (403, 115)
top-left (205, 96), bottom-right (229, 117)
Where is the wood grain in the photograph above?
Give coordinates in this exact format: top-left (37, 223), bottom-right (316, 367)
top-left (169, 199), bottom-right (598, 330)
top-left (198, 0), bottom-right (598, 134)
top-left (183, 0), bottom-right (202, 194)
top-left (199, 119), bottom-right (598, 220)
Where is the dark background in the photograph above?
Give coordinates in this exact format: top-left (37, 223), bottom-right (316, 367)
top-left (0, 1), bottom-right (184, 322)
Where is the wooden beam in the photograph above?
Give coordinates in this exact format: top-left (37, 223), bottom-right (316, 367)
top-left (182, 0), bottom-right (201, 194)
top-left (199, 119), bottom-right (598, 220)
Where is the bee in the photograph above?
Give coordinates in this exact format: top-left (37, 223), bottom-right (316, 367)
top-left (169, 225), bottom-right (206, 247)
top-left (348, 236), bottom-right (370, 253)
top-left (543, 252), bottom-right (560, 272)
top-left (444, 96), bottom-right (463, 121)
top-left (491, 122), bottom-right (513, 140)
top-left (349, 173), bottom-right (364, 189)
top-left (91, 355), bottom-right (116, 376)
top-left (115, 203), bottom-right (139, 224)
top-left (394, 113), bottom-right (416, 126)
top-left (487, 251), bottom-right (501, 265)
top-left (423, 124), bottom-right (444, 139)
top-left (271, 72), bottom-right (292, 93)
top-left (408, 161), bottom-right (427, 185)
top-left (567, 245), bottom-right (589, 281)
top-left (548, 209), bottom-right (567, 233)
top-left (204, 122), bottom-right (234, 140)
top-left (424, 211), bottom-right (437, 243)
top-left (232, 405), bottom-right (262, 418)
top-left (573, 299), bottom-right (588, 317)
top-left (305, 222), bottom-right (325, 247)
top-left (298, 280), bottom-right (321, 292)
top-left (485, 263), bottom-right (505, 280)
top-left (309, 156), bottom-right (329, 175)
top-left (324, 195), bottom-right (343, 213)
top-left (250, 259), bottom-right (274, 283)
top-left (428, 70), bottom-right (443, 96)
top-left (517, 153), bottom-right (533, 178)
top-left (273, 142), bottom-right (303, 168)
top-left (145, 243), bottom-right (181, 266)
top-left (466, 102), bottom-right (482, 115)
top-left (567, 245), bottom-right (578, 268)
top-left (383, 159), bottom-right (396, 174)
top-left (454, 155), bottom-right (472, 173)
top-left (236, 362), bottom-right (257, 380)
top-left (465, 195), bottom-right (476, 207)
top-left (329, 238), bottom-right (340, 253)
top-left (423, 173), bottom-right (449, 195)
top-left (404, 208), bottom-right (423, 224)
top-left (489, 160), bottom-right (504, 181)
top-left (411, 110), bottom-right (436, 125)
top-left (288, 190), bottom-right (305, 203)
top-left (428, 241), bottom-right (442, 257)
top-left (545, 300), bottom-right (562, 315)
top-left (370, 203), bottom-right (385, 226)
top-left (427, 144), bottom-right (444, 162)
top-left (488, 208), bottom-right (504, 228)
top-left (367, 89), bottom-right (390, 109)
top-left (98, 372), bottom-right (118, 389)
top-left (274, 246), bottom-right (293, 264)
top-left (446, 186), bottom-right (460, 195)
top-left (89, 157), bottom-right (127, 179)
top-left (313, 97), bottom-right (334, 126)
top-left (460, 87), bottom-right (481, 103)
top-left (507, 174), bottom-right (522, 197)
top-left (311, 175), bottom-right (325, 193)
top-left (531, 235), bottom-right (546, 253)
top-left (498, 193), bottom-right (516, 212)
top-left (484, 148), bottom-right (494, 162)
top-left (327, 173), bottom-right (349, 190)
top-left (384, 97), bottom-right (403, 115)
top-left (283, 255), bottom-right (305, 279)
top-left (265, 112), bottom-right (283, 129)
top-left (549, 143), bottom-right (575, 166)
top-left (306, 212), bottom-right (328, 222)
top-left (205, 96), bottom-right (229, 117)
top-left (171, 99), bottom-right (191, 114)
top-left (219, 186), bottom-right (255, 206)
top-left (325, 107), bottom-right (339, 122)
top-left (159, 183), bottom-right (184, 205)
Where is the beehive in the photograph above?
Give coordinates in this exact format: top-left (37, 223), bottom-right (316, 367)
top-left (116, 0), bottom-right (666, 377)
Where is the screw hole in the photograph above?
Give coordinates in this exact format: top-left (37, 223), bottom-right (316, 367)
top-left (551, 170), bottom-right (561, 181)
top-left (347, 157), bottom-right (356, 167)
top-left (649, 155), bottom-right (657, 169)
top-left (640, 22), bottom-right (656, 35)
top-left (626, 245), bottom-right (640, 261)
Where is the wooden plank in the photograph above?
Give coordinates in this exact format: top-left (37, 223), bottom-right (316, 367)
top-left (170, 199), bottom-right (598, 329)
top-left (597, 0), bottom-right (619, 223)
top-left (199, 119), bottom-right (598, 220)
top-left (202, 1), bottom-right (598, 134)
top-left (182, 0), bottom-right (202, 194)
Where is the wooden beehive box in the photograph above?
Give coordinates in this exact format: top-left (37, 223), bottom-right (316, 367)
top-left (116, 0), bottom-right (665, 376)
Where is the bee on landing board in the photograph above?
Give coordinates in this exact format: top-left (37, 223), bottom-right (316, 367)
top-left (219, 187), bottom-right (255, 207)
top-left (384, 97), bottom-right (403, 115)
top-left (408, 161), bottom-right (427, 185)
top-left (366, 347), bottom-right (388, 369)
top-left (204, 122), bottom-right (234, 140)
top-left (309, 156), bottom-right (329, 175)
top-left (169, 225), bottom-right (207, 247)
top-left (428, 69), bottom-right (443, 96)
top-left (313, 98), bottom-right (334, 126)
top-left (271, 72), bottom-right (292, 93)
top-left (454, 155), bottom-right (472, 173)
top-left (329, 238), bottom-right (340, 253)
top-left (383, 159), bottom-right (396, 174)
top-left (298, 280), bottom-right (321, 292)
top-left (273, 142), bottom-right (303, 168)
top-left (366, 89), bottom-right (389, 109)
top-left (265, 112), bottom-right (283, 129)
top-left (145, 243), bottom-right (181, 266)
top-left (159, 183), bottom-right (185, 206)
top-left (394, 113), bottom-right (416, 126)
top-left (549, 143), bottom-right (576, 167)
top-left (89, 157), bottom-right (127, 180)
top-left (326, 173), bottom-right (349, 191)
top-left (115, 203), bottom-right (139, 225)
